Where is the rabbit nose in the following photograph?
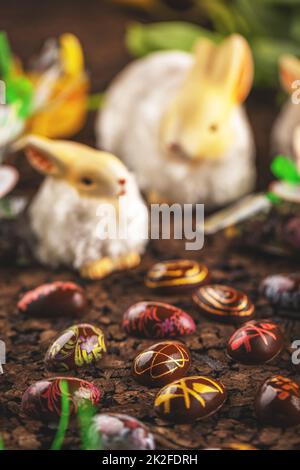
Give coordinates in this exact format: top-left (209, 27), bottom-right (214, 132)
top-left (168, 142), bottom-right (190, 160)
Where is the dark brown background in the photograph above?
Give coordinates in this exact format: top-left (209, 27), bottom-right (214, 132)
top-left (0, 0), bottom-right (299, 450)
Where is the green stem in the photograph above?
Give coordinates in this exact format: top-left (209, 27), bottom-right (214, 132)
top-left (50, 380), bottom-right (70, 451)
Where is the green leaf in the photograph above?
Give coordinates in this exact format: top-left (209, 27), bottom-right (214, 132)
top-left (271, 155), bottom-right (300, 184)
top-left (6, 77), bottom-right (33, 118)
top-left (50, 380), bottom-right (70, 451)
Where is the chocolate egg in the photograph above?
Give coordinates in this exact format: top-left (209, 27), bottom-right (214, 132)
top-left (18, 282), bottom-right (87, 317)
top-left (145, 259), bottom-right (210, 294)
top-left (123, 301), bottom-right (196, 338)
top-left (88, 413), bottom-right (155, 450)
top-left (45, 323), bottom-right (106, 371)
top-left (261, 274), bottom-right (300, 315)
top-left (132, 341), bottom-right (191, 387)
top-left (193, 284), bottom-right (255, 324)
top-left (227, 320), bottom-right (284, 365)
top-left (154, 376), bottom-right (226, 423)
top-left (255, 376), bottom-right (300, 427)
top-left (21, 377), bottom-right (101, 421)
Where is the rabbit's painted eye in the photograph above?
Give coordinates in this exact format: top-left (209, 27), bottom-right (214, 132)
top-left (80, 177), bottom-right (95, 187)
top-left (209, 124), bottom-right (219, 133)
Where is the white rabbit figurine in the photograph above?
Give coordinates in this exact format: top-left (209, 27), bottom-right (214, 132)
top-left (272, 54), bottom-right (300, 170)
top-left (17, 135), bottom-right (148, 279)
top-left (97, 34), bottom-right (256, 207)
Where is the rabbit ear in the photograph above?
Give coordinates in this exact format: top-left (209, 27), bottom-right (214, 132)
top-left (15, 135), bottom-right (66, 176)
top-left (279, 55), bottom-right (300, 94)
top-left (193, 34), bottom-right (253, 103)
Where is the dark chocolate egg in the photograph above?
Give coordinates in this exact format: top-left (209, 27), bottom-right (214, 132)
top-left (145, 259), bottom-right (210, 294)
top-left (18, 282), bottom-right (87, 317)
top-left (88, 413), bottom-right (155, 450)
top-left (123, 301), bottom-right (196, 338)
top-left (193, 284), bottom-right (254, 324)
top-left (45, 323), bottom-right (106, 371)
top-left (261, 274), bottom-right (300, 314)
top-left (21, 377), bottom-right (101, 421)
top-left (227, 320), bottom-right (284, 365)
top-left (132, 341), bottom-right (191, 387)
top-left (154, 376), bottom-right (226, 423)
top-left (255, 375), bottom-right (300, 427)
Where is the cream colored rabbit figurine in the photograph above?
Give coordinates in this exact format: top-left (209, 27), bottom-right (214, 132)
top-left (272, 55), bottom-right (300, 170)
top-left (17, 135), bottom-right (148, 279)
top-left (97, 34), bottom-right (255, 207)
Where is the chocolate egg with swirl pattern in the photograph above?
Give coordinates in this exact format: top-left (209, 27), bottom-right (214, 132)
top-left (193, 284), bottom-right (255, 324)
top-left (123, 301), bottom-right (196, 339)
top-left (45, 323), bottom-right (106, 371)
top-left (154, 376), bottom-right (226, 423)
top-left (145, 259), bottom-right (210, 294)
top-left (18, 281), bottom-right (87, 317)
top-left (21, 377), bottom-right (101, 421)
top-left (132, 341), bottom-right (191, 387)
top-left (227, 320), bottom-right (284, 365)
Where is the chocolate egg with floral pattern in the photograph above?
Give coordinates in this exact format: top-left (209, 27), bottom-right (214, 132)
top-left (132, 341), bottom-right (191, 387)
top-left (87, 413), bottom-right (155, 450)
top-left (261, 274), bottom-right (300, 315)
top-left (45, 323), bottom-right (106, 371)
top-left (123, 301), bottom-right (196, 339)
top-left (227, 320), bottom-right (284, 365)
top-left (18, 281), bottom-right (87, 317)
top-left (21, 377), bottom-right (101, 421)
top-left (145, 259), bottom-right (210, 294)
top-left (255, 376), bottom-right (300, 427)
top-left (154, 376), bottom-right (226, 423)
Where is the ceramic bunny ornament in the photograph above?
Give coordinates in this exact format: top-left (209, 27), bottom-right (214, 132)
top-left (97, 34), bottom-right (255, 207)
top-left (17, 135), bottom-right (148, 279)
top-left (272, 55), bottom-right (300, 170)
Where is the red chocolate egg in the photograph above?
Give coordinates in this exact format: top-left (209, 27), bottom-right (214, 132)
top-left (145, 259), bottom-right (210, 294)
top-left (21, 377), bottom-right (101, 421)
top-left (154, 376), bottom-right (227, 423)
top-left (18, 282), bottom-right (87, 317)
top-left (255, 376), bottom-right (300, 427)
top-left (227, 320), bottom-right (284, 365)
top-left (45, 323), bottom-right (106, 371)
top-left (88, 413), bottom-right (155, 450)
top-left (123, 301), bottom-right (196, 339)
top-left (132, 341), bottom-right (191, 387)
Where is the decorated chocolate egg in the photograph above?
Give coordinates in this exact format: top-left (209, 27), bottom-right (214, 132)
top-left (145, 259), bottom-right (210, 294)
top-left (18, 282), bottom-right (87, 317)
top-left (88, 413), bottom-right (155, 450)
top-left (21, 377), bottom-right (101, 421)
top-left (132, 341), bottom-right (191, 387)
top-left (123, 301), bottom-right (196, 338)
top-left (193, 284), bottom-right (254, 324)
top-left (45, 323), bottom-right (106, 371)
top-left (154, 376), bottom-right (226, 423)
top-left (255, 376), bottom-right (300, 427)
top-left (227, 320), bottom-right (284, 365)
top-left (261, 274), bottom-right (300, 315)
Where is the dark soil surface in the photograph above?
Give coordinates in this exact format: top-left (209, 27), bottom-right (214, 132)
top-left (1, 0), bottom-right (300, 451)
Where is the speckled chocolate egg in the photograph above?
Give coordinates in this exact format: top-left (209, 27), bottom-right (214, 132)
top-left (18, 282), bottom-right (87, 317)
top-left (21, 377), bottom-right (101, 421)
top-left (88, 413), bottom-right (155, 450)
top-left (261, 274), bottom-right (300, 314)
top-left (154, 376), bottom-right (226, 423)
top-left (123, 301), bottom-right (196, 339)
top-left (193, 284), bottom-right (255, 324)
top-left (145, 259), bottom-right (210, 294)
top-left (45, 323), bottom-right (106, 371)
top-left (227, 320), bottom-right (284, 365)
top-left (255, 376), bottom-right (300, 427)
top-left (132, 341), bottom-right (191, 387)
